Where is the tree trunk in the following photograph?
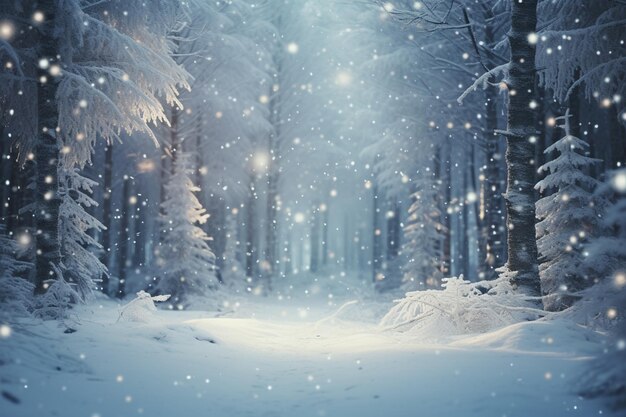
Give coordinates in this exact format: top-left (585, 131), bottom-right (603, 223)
top-left (462, 156), bottom-right (472, 279)
top-left (386, 201), bottom-right (400, 260)
top-left (6, 150), bottom-right (24, 233)
top-left (100, 144), bottom-right (113, 294)
top-left (608, 109), bottom-right (626, 169)
top-left (265, 14), bottom-right (286, 285)
top-left (245, 175), bottom-right (257, 280)
top-left (0, 125), bottom-right (10, 223)
top-left (343, 214), bottom-right (350, 270)
top-left (132, 183), bottom-right (144, 268)
top-left (283, 230), bottom-right (292, 277)
top-left (482, 86), bottom-right (504, 279)
top-left (310, 203), bottom-right (320, 273)
top-left (117, 176), bottom-right (132, 298)
top-left (322, 203), bottom-right (329, 266)
top-left (442, 145), bottom-right (452, 276)
top-left (265, 105), bottom-right (280, 285)
top-left (372, 183), bottom-right (382, 282)
top-left (34, 0), bottom-right (61, 293)
top-left (501, 0), bottom-right (540, 295)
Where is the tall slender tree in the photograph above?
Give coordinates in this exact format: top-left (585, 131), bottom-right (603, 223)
top-left (497, 0), bottom-right (540, 295)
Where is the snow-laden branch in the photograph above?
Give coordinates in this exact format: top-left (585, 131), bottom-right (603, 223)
top-left (457, 63), bottom-right (508, 104)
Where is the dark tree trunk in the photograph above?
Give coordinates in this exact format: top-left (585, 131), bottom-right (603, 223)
top-left (500, 0), bottom-right (540, 295)
top-left (322, 203), bottom-right (329, 266)
top-left (116, 176), bottom-right (132, 298)
top-left (343, 214), bottom-right (350, 270)
top-left (13, 158), bottom-right (36, 281)
top-left (132, 185), bottom-right (144, 268)
top-left (469, 142), bottom-right (482, 282)
top-left (34, 0), bottom-right (61, 293)
top-left (477, 2), bottom-right (506, 280)
top-left (462, 157), bottom-right (471, 279)
top-left (283, 230), bottom-right (292, 277)
top-left (482, 86), bottom-right (504, 279)
top-left (265, 15), bottom-right (286, 286)
top-left (310, 203), bottom-right (320, 273)
top-left (6, 150), bottom-right (24, 233)
top-left (442, 145), bottom-right (452, 276)
top-left (100, 144), bottom-right (113, 294)
top-left (265, 110), bottom-right (280, 285)
top-left (245, 175), bottom-right (257, 280)
top-left (206, 197), bottom-right (226, 269)
top-left (608, 109), bottom-right (626, 169)
top-left (170, 107), bottom-right (180, 170)
top-left (0, 126), bottom-right (10, 224)
top-left (372, 183), bottom-right (382, 282)
top-left (386, 201), bottom-right (400, 260)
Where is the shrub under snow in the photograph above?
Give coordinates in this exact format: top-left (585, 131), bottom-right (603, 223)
top-left (380, 274), bottom-right (545, 338)
top-left (118, 291), bottom-right (171, 323)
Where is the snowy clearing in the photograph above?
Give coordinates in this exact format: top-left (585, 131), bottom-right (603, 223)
top-left (0, 291), bottom-right (613, 417)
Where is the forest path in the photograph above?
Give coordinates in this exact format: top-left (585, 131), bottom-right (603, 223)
top-left (1, 294), bottom-right (611, 417)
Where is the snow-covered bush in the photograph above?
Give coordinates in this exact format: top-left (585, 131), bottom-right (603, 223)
top-left (380, 274), bottom-right (545, 338)
top-left (0, 226), bottom-right (33, 317)
top-left (32, 264), bottom-right (80, 320)
top-left (118, 291), bottom-right (171, 323)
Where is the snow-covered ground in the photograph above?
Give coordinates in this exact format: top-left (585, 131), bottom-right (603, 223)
top-left (0, 274), bottom-right (615, 417)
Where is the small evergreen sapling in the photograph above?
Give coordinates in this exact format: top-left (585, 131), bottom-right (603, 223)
top-left (535, 110), bottom-right (602, 311)
top-left (402, 172), bottom-right (444, 289)
top-left (155, 153), bottom-right (218, 305)
top-left (59, 166), bottom-right (108, 300)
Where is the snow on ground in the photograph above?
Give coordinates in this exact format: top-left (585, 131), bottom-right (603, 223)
top-left (0, 273), bottom-right (616, 417)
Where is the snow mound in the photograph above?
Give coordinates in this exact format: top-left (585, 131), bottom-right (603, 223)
top-left (450, 318), bottom-right (601, 355)
top-left (380, 275), bottom-right (545, 339)
top-left (117, 291), bottom-right (171, 323)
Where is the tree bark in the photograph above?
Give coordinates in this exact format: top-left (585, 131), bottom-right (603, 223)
top-left (322, 202), bottom-right (329, 266)
top-left (501, 0), bottom-right (540, 295)
top-left (265, 97), bottom-right (281, 285)
top-left (372, 183), bottom-right (382, 282)
top-left (441, 144), bottom-right (452, 276)
top-left (310, 203), bottom-right (320, 273)
top-left (245, 175), bottom-right (257, 280)
top-left (116, 176), bottom-right (131, 298)
top-left (33, 0), bottom-right (61, 293)
top-left (0, 125), bottom-right (10, 223)
top-left (386, 201), bottom-right (400, 260)
top-left (100, 144), bottom-right (113, 294)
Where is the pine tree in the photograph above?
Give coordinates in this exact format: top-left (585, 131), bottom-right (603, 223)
top-left (58, 165), bottom-right (107, 300)
top-left (1, 0), bottom-right (189, 304)
top-left (586, 169), bottom-right (626, 279)
top-left (155, 153), bottom-right (218, 305)
top-left (535, 110), bottom-right (602, 311)
top-left (402, 171), bottom-right (444, 289)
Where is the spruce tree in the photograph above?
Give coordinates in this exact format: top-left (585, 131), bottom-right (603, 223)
top-left (155, 153), bottom-right (218, 305)
top-left (535, 110), bottom-right (602, 311)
